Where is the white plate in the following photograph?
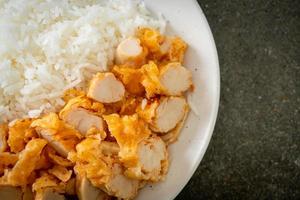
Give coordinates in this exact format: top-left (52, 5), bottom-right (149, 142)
top-left (137, 0), bottom-right (220, 199)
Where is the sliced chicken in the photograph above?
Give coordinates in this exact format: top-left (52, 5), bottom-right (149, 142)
top-left (31, 113), bottom-right (82, 158)
top-left (77, 176), bottom-right (110, 200)
top-left (38, 130), bottom-right (70, 158)
top-left (0, 124), bottom-right (8, 152)
top-left (35, 189), bottom-right (65, 200)
top-left (74, 138), bottom-right (139, 200)
top-left (60, 95), bottom-right (105, 116)
top-left (60, 107), bottom-right (104, 136)
top-left (102, 163), bottom-right (139, 200)
top-left (73, 137), bottom-right (112, 189)
top-left (150, 97), bottom-right (188, 133)
top-left (140, 61), bottom-right (192, 97)
top-left (125, 135), bottom-right (168, 182)
top-left (115, 37), bottom-right (143, 65)
top-left (0, 186), bottom-right (22, 200)
top-left (87, 73), bottom-right (125, 103)
top-left (161, 106), bottom-right (189, 145)
top-left (159, 62), bottom-right (192, 96)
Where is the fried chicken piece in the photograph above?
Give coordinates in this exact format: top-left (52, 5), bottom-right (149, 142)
top-left (159, 62), bottom-right (192, 96)
top-left (150, 97), bottom-right (188, 133)
top-left (125, 135), bottom-right (168, 182)
top-left (160, 106), bottom-right (189, 144)
top-left (115, 37), bottom-right (145, 66)
top-left (101, 163), bottom-right (139, 200)
top-left (103, 114), bottom-right (151, 167)
top-left (87, 73), bottom-right (125, 103)
top-left (60, 107), bottom-right (105, 136)
top-left (31, 113), bottom-right (82, 158)
top-left (4, 139), bottom-right (47, 186)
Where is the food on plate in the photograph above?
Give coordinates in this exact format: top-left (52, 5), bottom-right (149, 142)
top-left (31, 113), bottom-right (82, 158)
top-left (87, 73), bottom-right (125, 103)
top-left (124, 135), bottom-right (168, 182)
top-left (159, 62), bottom-right (193, 96)
top-left (103, 114), bottom-right (152, 166)
top-left (59, 97), bottom-right (105, 136)
top-left (115, 37), bottom-right (145, 66)
top-left (100, 163), bottom-right (140, 199)
top-left (149, 97), bottom-right (188, 133)
top-left (0, 0), bottom-right (194, 199)
top-left (1, 139), bottom-right (47, 186)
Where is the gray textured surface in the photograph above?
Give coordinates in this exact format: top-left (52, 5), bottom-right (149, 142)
top-left (176, 0), bottom-right (300, 199)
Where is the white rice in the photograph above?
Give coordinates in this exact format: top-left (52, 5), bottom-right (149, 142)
top-left (0, 0), bottom-right (166, 122)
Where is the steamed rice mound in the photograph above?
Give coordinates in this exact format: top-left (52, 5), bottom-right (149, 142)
top-left (0, 0), bottom-right (165, 122)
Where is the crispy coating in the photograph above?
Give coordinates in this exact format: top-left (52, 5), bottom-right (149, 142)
top-left (5, 139), bottom-right (47, 186)
top-left (103, 114), bottom-right (151, 167)
top-left (31, 113), bottom-right (82, 158)
top-left (7, 119), bottom-right (33, 153)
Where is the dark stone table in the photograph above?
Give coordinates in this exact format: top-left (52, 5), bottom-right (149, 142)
top-left (176, 0), bottom-right (299, 199)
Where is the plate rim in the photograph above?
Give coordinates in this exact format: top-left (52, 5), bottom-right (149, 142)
top-left (171, 0), bottom-right (220, 199)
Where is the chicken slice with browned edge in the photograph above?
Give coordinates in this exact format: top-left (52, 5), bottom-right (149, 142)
top-left (115, 37), bottom-right (143, 65)
top-left (31, 113), bottom-right (82, 158)
top-left (125, 135), bottom-right (168, 182)
top-left (150, 97), bottom-right (188, 133)
top-left (87, 73), bottom-right (125, 103)
top-left (60, 107), bottom-right (104, 136)
top-left (159, 62), bottom-right (192, 96)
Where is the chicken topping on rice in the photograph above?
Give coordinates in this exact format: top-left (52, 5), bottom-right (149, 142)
top-left (0, 27), bottom-right (193, 200)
